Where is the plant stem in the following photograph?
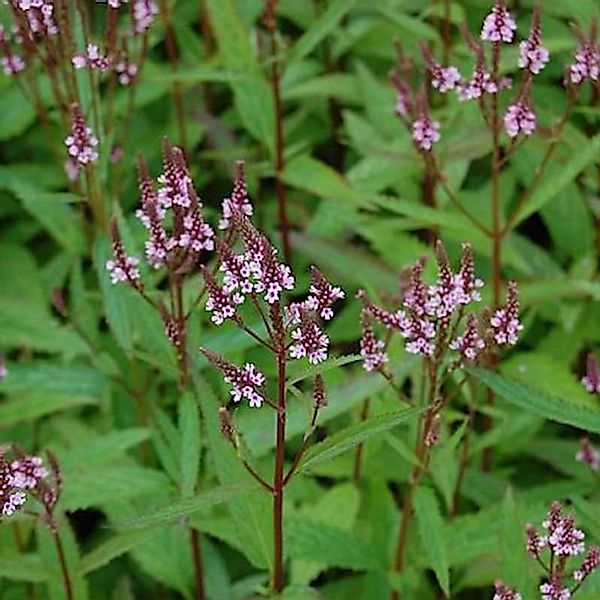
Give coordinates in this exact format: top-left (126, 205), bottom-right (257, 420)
top-left (272, 347), bottom-right (287, 593)
top-left (352, 398), bottom-right (370, 485)
top-left (190, 528), bottom-right (205, 600)
top-left (52, 527), bottom-right (73, 600)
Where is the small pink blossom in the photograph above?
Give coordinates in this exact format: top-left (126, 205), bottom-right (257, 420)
top-left (569, 39), bottom-right (599, 85)
top-left (219, 161), bottom-right (253, 230)
top-left (539, 580), bottom-right (571, 600)
top-left (133, 0), bottom-right (158, 35)
top-left (481, 4), bottom-right (517, 44)
top-left (576, 437), bottom-right (600, 471)
top-left (490, 281), bottom-right (522, 346)
top-left (574, 545), bottom-right (600, 582)
top-left (115, 61), bottom-right (137, 86)
top-left (290, 319), bottom-right (329, 365)
top-left (72, 44), bottom-right (110, 72)
top-left (412, 115), bottom-right (440, 151)
top-left (493, 580), bottom-right (522, 600)
top-left (504, 102), bottom-right (536, 138)
top-left (64, 103), bottom-right (98, 165)
top-left (582, 354), bottom-right (600, 393)
top-left (450, 314), bottom-right (485, 361)
top-left (519, 13), bottom-right (550, 74)
top-left (359, 311), bottom-right (387, 372)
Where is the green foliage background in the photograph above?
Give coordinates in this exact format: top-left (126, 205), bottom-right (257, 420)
top-left (1, 0), bottom-right (600, 598)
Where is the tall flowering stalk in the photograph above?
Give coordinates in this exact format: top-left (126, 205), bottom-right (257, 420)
top-left (355, 242), bottom-right (522, 599)
top-left (200, 205), bottom-right (343, 592)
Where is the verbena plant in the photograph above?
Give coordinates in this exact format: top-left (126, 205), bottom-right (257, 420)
top-left (1, 1), bottom-right (600, 599)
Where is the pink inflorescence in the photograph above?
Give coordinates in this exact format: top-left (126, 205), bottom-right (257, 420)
top-left (201, 349), bottom-right (266, 408)
top-left (1, 450), bottom-right (47, 518)
top-left (412, 115), bottom-right (441, 151)
top-left (582, 353), bottom-right (600, 393)
top-left (203, 266), bottom-right (243, 326)
top-left (72, 44), bottom-right (111, 72)
top-left (504, 102), bottom-right (537, 138)
top-left (459, 64), bottom-right (500, 101)
top-left (359, 310), bottom-right (388, 372)
top-left (219, 162), bottom-right (253, 230)
top-left (574, 545), bottom-right (600, 582)
top-left (481, 3), bottom-right (517, 44)
top-left (12, 0), bottom-right (58, 37)
top-left (575, 437), bottom-right (600, 471)
top-left (569, 38), bottom-right (600, 85)
top-left (519, 14), bottom-right (550, 74)
top-left (106, 239), bottom-right (141, 285)
top-left (290, 319), bottom-right (329, 365)
top-left (450, 314), bottom-right (485, 362)
top-left (0, 27), bottom-right (25, 75)
top-left (132, 0), bottom-right (159, 35)
top-left (540, 501), bottom-right (585, 557)
top-left (115, 61), bottom-right (138, 86)
top-left (490, 281), bottom-right (523, 346)
top-left (539, 580), bottom-right (571, 600)
top-left (493, 580), bottom-right (522, 600)
top-left (64, 104), bottom-right (99, 166)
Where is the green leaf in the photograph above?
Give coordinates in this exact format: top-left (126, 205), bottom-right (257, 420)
top-left (179, 392), bottom-right (201, 499)
top-left (413, 486), bottom-right (450, 597)
top-left (287, 354), bottom-right (361, 386)
top-left (299, 408), bottom-right (418, 472)
top-left (283, 154), bottom-right (370, 209)
top-left (0, 394), bottom-right (96, 427)
top-left (0, 555), bottom-right (49, 582)
top-left (80, 530), bottom-right (158, 575)
top-left (0, 84), bottom-right (36, 140)
top-left (287, 518), bottom-right (381, 571)
top-left (469, 368), bottom-right (600, 434)
top-left (62, 466), bottom-right (171, 511)
top-left (378, 7), bottom-right (439, 41)
top-left (512, 133), bottom-right (600, 226)
top-left (206, 0), bottom-right (274, 153)
top-left (116, 484), bottom-right (253, 531)
top-left (289, 0), bottom-right (358, 63)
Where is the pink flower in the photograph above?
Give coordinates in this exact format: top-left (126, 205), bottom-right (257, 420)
top-left (539, 580), bottom-right (571, 600)
top-left (450, 314), bottom-right (485, 361)
top-left (72, 44), bottom-right (111, 72)
top-left (493, 580), bottom-right (522, 600)
top-left (359, 311), bottom-right (388, 372)
top-left (157, 143), bottom-right (193, 209)
top-left (458, 65), bottom-right (499, 100)
top-left (10, 456), bottom-right (47, 489)
top-left (1, 451), bottom-right (47, 518)
top-left (290, 319), bottom-right (329, 365)
top-left (574, 545), bottom-right (600, 582)
top-left (576, 437), bottom-right (600, 471)
top-left (1, 53), bottom-right (25, 75)
top-left (422, 48), bottom-right (461, 93)
top-left (201, 349), bottom-right (266, 408)
top-left (569, 38), bottom-right (599, 85)
top-left (490, 281), bottom-right (522, 346)
top-left (519, 12), bottom-right (550, 74)
top-left (202, 266), bottom-right (243, 326)
top-left (481, 3), bottom-right (517, 44)
top-left (219, 161), bottom-right (253, 230)
top-left (64, 103), bottom-right (98, 165)
top-left (412, 115), bottom-right (440, 151)
top-left (132, 0), bottom-right (158, 35)
top-left (540, 502), bottom-right (585, 557)
top-left (504, 102), bottom-right (536, 138)
top-left (115, 61), bottom-right (137, 86)
top-left (301, 266), bottom-right (345, 321)
top-left (582, 354), bottom-right (600, 393)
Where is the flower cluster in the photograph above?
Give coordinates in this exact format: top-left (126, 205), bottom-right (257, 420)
top-left (358, 243), bottom-right (520, 370)
top-left (0, 26), bottom-right (25, 76)
top-left (526, 502), bottom-right (600, 599)
top-left (504, 102), bottom-right (536, 138)
top-left (490, 281), bottom-right (523, 346)
top-left (481, 3), bottom-right (517, 44)
top-left (493, 580), bottom-right (522, 600)
top-left (106, 221), bottom-right (142, 286)
top-left (115, 60), bottom-right (138, 86)
top-left (519, 11), bottom-right (550, 74)
top-left (219, 162), bottom-right (254, 230)
top-left (132, 0), bottom-right (159, 35)
top-left (1, 449), bottom-right (47, 518)
top-left (64, 103), bottom-right (99, 166)
top-left (412, 116), bottom-right (441, 152)
top-left (575, 437), bottom-right (599, 472)
top-left (201, 349), bottom-right (266, 408)
top-left (582, 354), bottom-right (600, 393)
top-left (73, 44), bottom-right (111, 72)
top-left (569, 34), bottom-right (599, 85)
top-left (11, 0), bottom-right (58, 37)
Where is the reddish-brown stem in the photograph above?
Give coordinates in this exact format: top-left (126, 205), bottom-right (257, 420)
top-left (159, 0), bottom-right (188, 154)
top-left (267, 16), bottom-right (291, 264)
top-left (242, 459), bottom-right (274, 492)
top-left (352, 398), bottom-right (370, 484)
top-left (272, 348), bottom-right (287, 593)
top-left (190, 528), bottom-right (205, 600)
top-left (283, 405), bottom-right (319, 486)
top-left (51, 525), bottom-right (73, 600)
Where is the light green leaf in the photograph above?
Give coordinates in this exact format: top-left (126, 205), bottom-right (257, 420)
top-left (289, 0), bottom-right (358, 63)
top-left (0, 394), bottom-right (95, 427)
top-left (413, 486), bottom-right (450, 597)
top-left (511, 133), bottom-right (600, 227)
top-left (179, 392), bottom-right (201, 499)
top-left (116, 484), bottom-right (253, 531)
top-left (206, 0), bottom-right (274, 153)
top-left (470, 368), bottom-right (600, 434)
top-left (0, 555), bottom-right (49, 582)
top-left (299, 408), bottom-right (418, 472)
